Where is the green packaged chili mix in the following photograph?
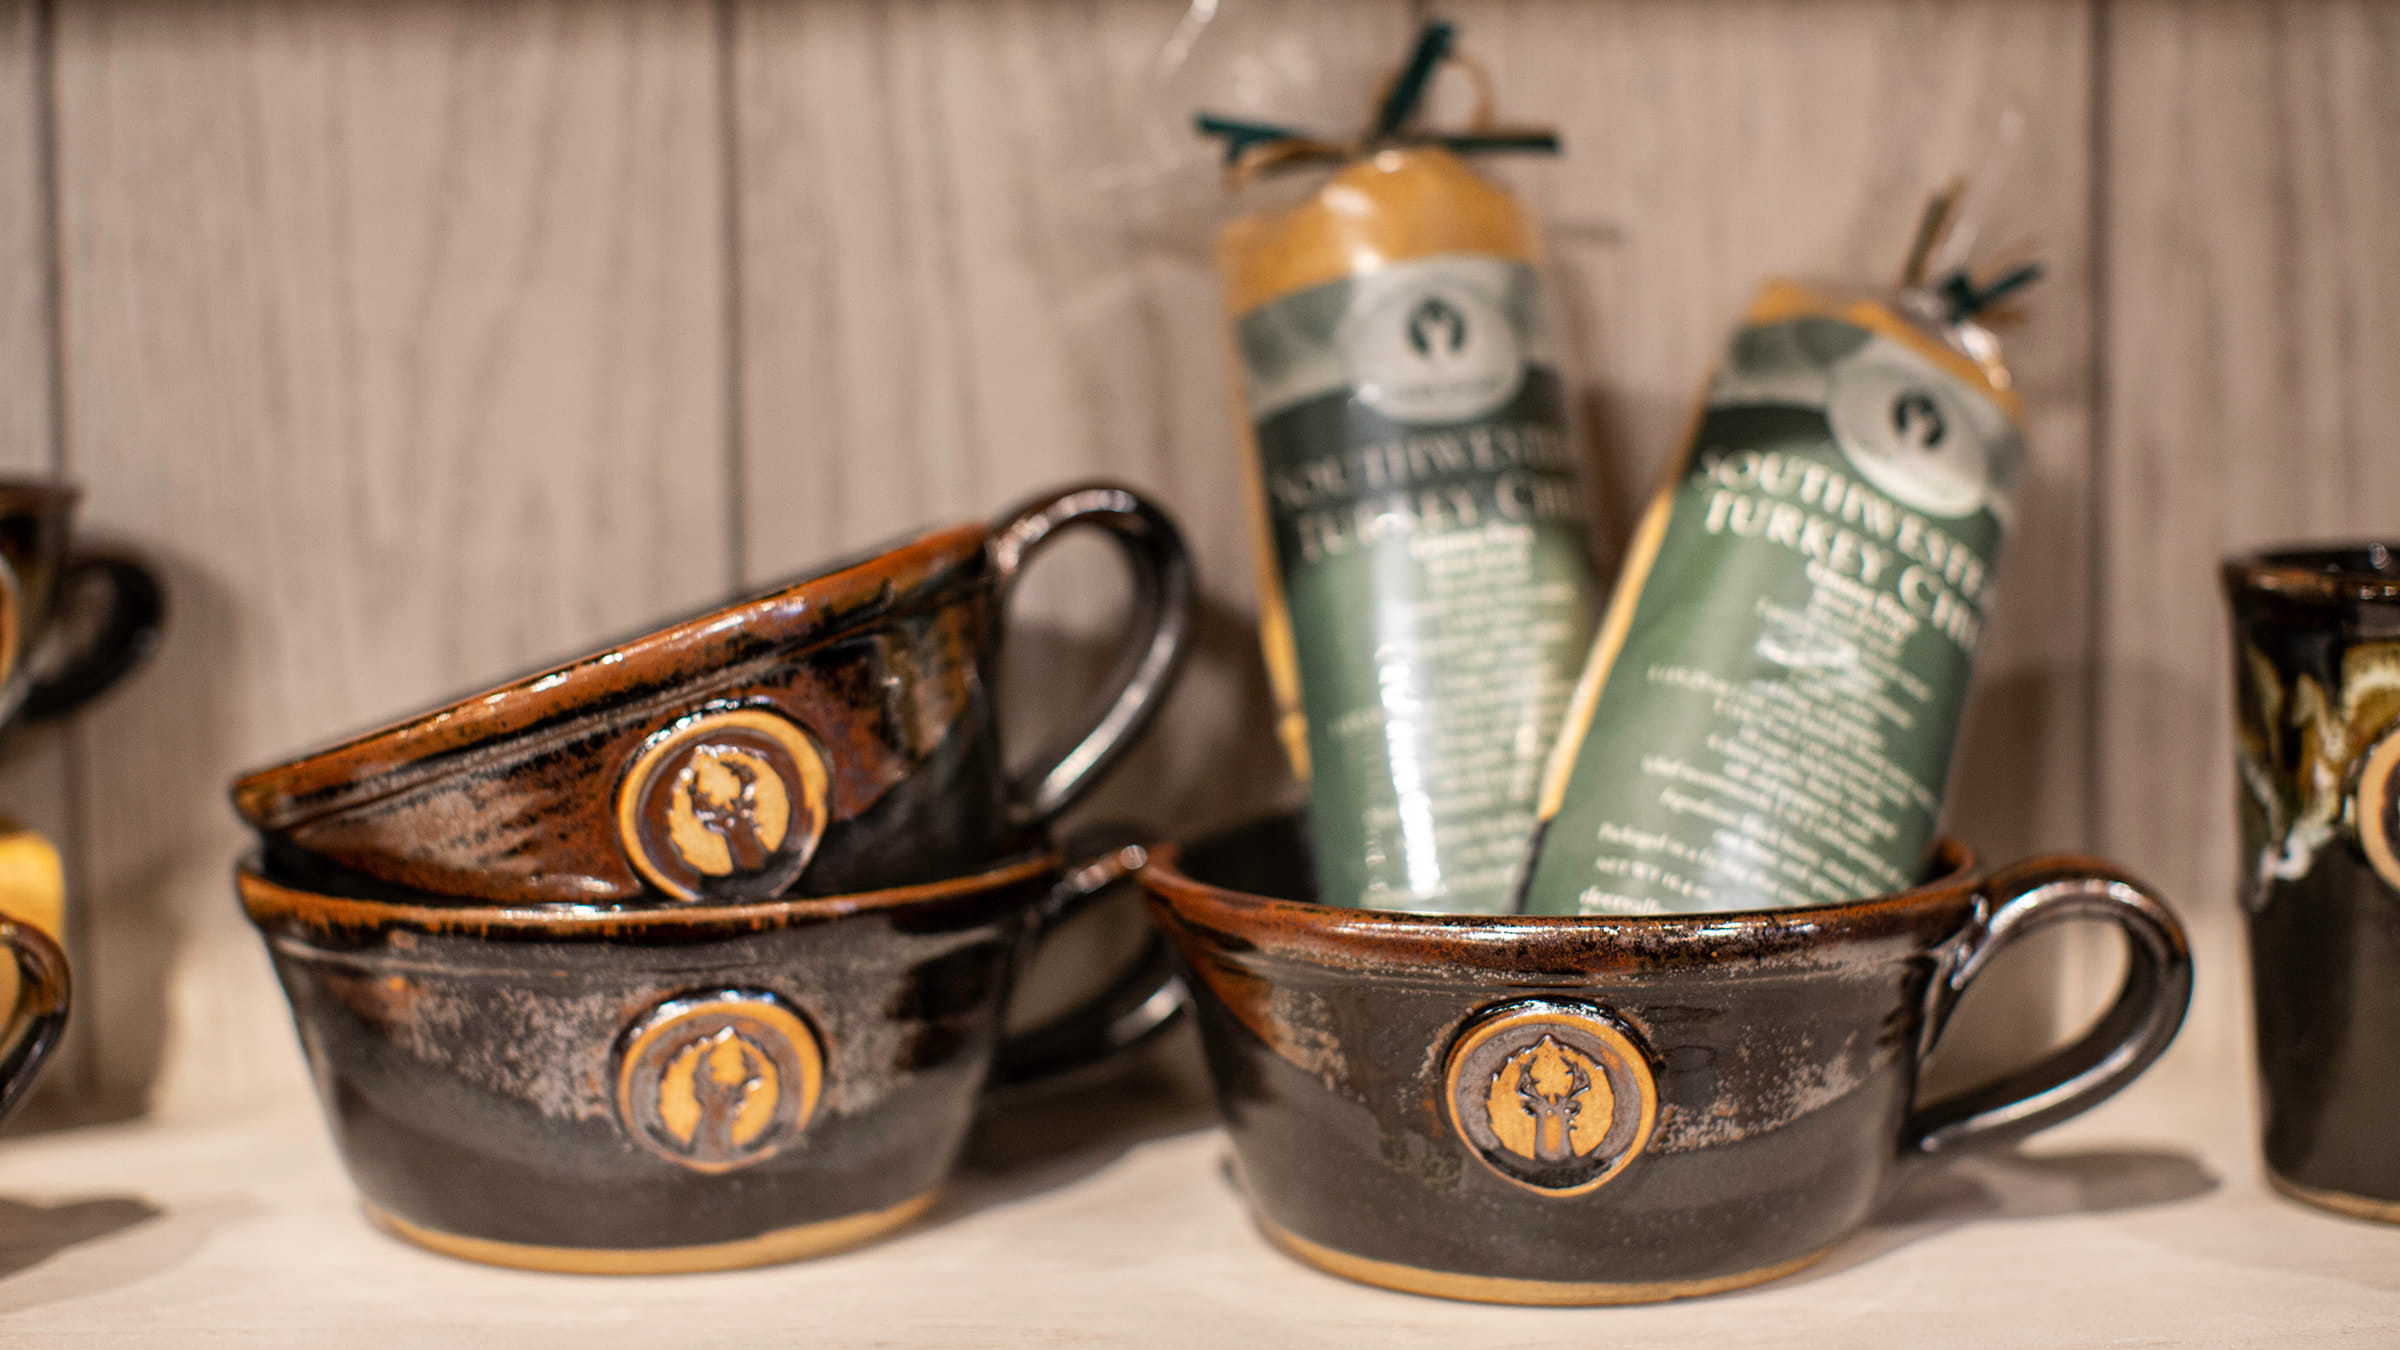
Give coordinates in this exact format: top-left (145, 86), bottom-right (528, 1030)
top-left (1205, 25), bottom-right (1602, 913)
top-left (1518, 274), bottom-right (2030, 917)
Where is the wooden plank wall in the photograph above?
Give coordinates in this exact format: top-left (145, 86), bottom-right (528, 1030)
top-left (0, 0), bottom-right (2386, 1123)
top-left (0, 0), bottom-right (85, 1113)
top-left (1466, 0), bottom-right (2100, 1091)
top-left (2104, 0), bottom-right (2400, 1094)
top-left (45, 0), bottom-right (731, 1117)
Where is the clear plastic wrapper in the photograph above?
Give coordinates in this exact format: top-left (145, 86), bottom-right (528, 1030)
top-left (1204, 23), bottom-right (1603, 914)
top-left (1520, 186), bottom-right (2041, 916)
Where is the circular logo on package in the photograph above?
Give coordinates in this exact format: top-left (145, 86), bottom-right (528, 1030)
top-left (1826, 349), bottom-right (1991, 519)
top-left (616, 708), bottom-right (830, 902)
top-left (616, 990), bottom-right (824, 1174)
top-left (2359, 730), bottom-right (2400, 891)
top-left (1345, 279), bottom-right (1523, 424)
top-left (1444, 999), bottom-right (1657, 1197)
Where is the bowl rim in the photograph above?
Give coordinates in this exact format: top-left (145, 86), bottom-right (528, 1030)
top-left (1139, 828), bottom-right (1983, 973)
top-left (228, 520), bottom-right (993, 832)
top-left (240, 848), bottom-right (1059, 940)
top-left (2224, 543), bottom-right (2400, 607)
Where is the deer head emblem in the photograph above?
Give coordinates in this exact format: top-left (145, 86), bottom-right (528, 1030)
top-left (1447, 1004), bottom-right (1656, 1197)
top-left (617, 992), bottom-right (822, 1173)
top-left (671, 746), bottom-right (786, 875)
top-left (680, 1027), bottom-right (772, 1159)
top-left (1503, 1035), bottom-right (1595, 1163)
top-left (620, 710), bottom-right (828, 903)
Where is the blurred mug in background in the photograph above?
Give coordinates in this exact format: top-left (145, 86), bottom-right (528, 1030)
top-left (2226, 543), bottom-right (2400, 1222)
top-left (0, 825), bottom-right (69, 1123)
top-left (0, 479), bottom-right (166, 1123)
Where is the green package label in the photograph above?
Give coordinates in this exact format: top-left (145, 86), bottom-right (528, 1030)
top-left (1519, 311), bottom-right (2020, 916)
top-left (1239, 254), bottom-right (1599, 913)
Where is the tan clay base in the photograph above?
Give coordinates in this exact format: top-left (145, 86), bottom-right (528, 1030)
top-left (365, 1190), bottom-right (939, 1275)
top-left (1258, 1213), bottom-right (1830, 1306)
top-left (2268, 1170), bottom-right (2400, 1225)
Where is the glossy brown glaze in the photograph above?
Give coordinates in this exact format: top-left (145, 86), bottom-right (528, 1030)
top-left (0, 916), bottom-right (70, 1123)
top-left (0, 477), bottom-right (164, 1123)
top-left (1141, 816), bottom-right (2191, 1302)
top-left (2226, 544), bottom-right (2400, 1219)
top-left (231, 484), bottom-right (1193, 905)
top-left (241, 842), bottom-right (1178, 1270)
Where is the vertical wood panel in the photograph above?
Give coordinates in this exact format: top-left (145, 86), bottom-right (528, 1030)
top-left (52, 0), bottom-right (730, 1117)
top-left (1458, 0), bottom-right (2098, 1081)
top-left (731, 0), bottom-right (1420, 1037)
top-left (2103, 0), bottom-right (2400, 1094)
top-left (731, 0), bottom-right (1418, 841)
top-left (0, 0), bottom-right (44, 474)
top-left (0, 0), bottom-right (89, 1125)
top-left (1460, 0), bottom-right (2097, 858)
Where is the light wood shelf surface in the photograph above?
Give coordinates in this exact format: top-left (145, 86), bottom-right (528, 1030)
top-left (0, 1048), bottom-right (2395, 1347)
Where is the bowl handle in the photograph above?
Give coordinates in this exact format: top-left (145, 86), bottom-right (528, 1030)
top-left (988, 832), bottom-right (1184, 1089)
top-left (0, 917), bottom-right (69, 1123)
top-left (988, 484), bottom-right (1196, 828)
top-left (23, 552), bottom-right (165, 722)
top-left (1903, 856), bottom-right (2193, 1157)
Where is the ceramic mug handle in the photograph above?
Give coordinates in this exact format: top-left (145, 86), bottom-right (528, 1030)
top-left (988, 484), bottom-right (1195, 829)
top-left (22, 552), bottom-right (165, 721)
top-left (1904, 857), bottom-right (2193, 1157)
top-left (0, 917), bottom-right (70, 1122)
top-left (989, 835), bottom-right (1184, 1089)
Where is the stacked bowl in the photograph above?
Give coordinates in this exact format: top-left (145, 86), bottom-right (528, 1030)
top-left (229, 484), bottom-right (1193, 1273)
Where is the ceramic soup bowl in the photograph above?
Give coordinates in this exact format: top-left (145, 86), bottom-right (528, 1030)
top-left (232, 483), bottom-right (1192, 905)
top-left (241, 841), bottom-right (1176, 1273)
top-left (1140, 816), bottom-right (2192, 1305)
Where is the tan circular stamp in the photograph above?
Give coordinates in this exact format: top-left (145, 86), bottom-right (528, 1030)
top-left (1444, 999), bottom-right (1657, 1197)
top-left (615, 990), bottom-right (824, 1174)
top-left (616, 708), bottom-right (830, 903)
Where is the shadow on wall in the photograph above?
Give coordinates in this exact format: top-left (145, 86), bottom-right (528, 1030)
top-left (999, 601), bottom-right (1289, 1034)
top-left (1923, 665), bottom-right (2093, 1102)
top-left (55, 545), bottom-right (242, 1126)
top-left (1002, 598), bottom-right (1294, 842)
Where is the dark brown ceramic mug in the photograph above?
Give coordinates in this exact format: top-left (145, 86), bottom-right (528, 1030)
top-left (2226, 544), bottom-right (2400, 1223)
top-left (1141, 816), bottom-right (2192, 1305)
top-left (0, 481), bottom-right (164, 725)
top-left (238, 838), bottom-right (1177, 1272)
top-left (230, 483), bottom-right (1192, 905)
top-left (0, 480), bottom-right (162, 1124)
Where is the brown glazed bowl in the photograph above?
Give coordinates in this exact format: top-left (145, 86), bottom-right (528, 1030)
top-left (240, 841), bottom-right (1177, 1273)
top-left (1141, 816), bottom-right (2192, 1305)
top-left (231, 483), bottom-right (1192, 906)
